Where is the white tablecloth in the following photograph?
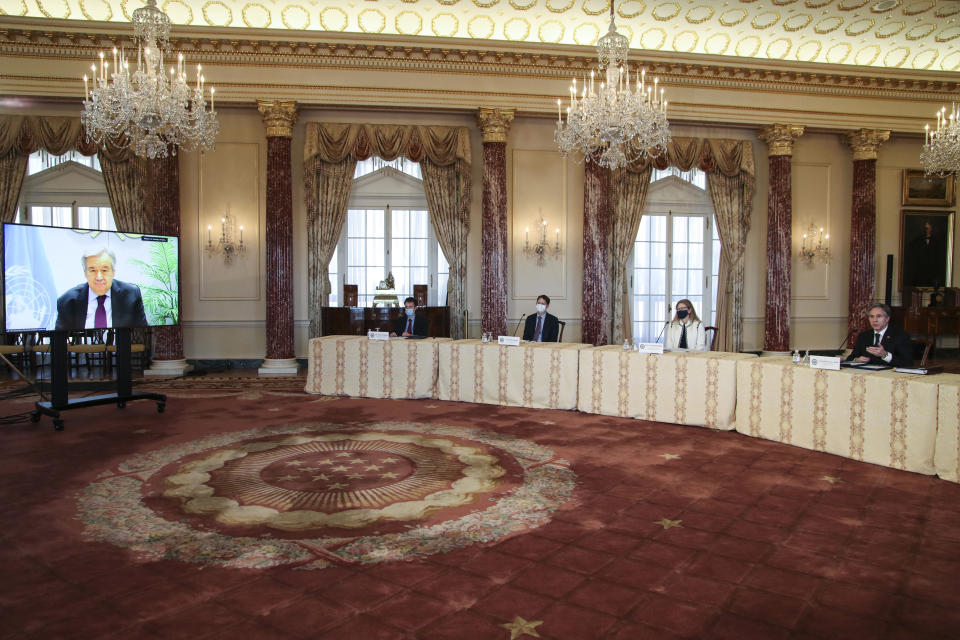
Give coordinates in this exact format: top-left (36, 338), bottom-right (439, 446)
top-left (577, 347), bottom-right (757, 429)
top-left (305, 336), bottom-right (450, 399)
top-left (735, 357), bottom-right (940, 475)
top-left (436, 340), bottom-right (590, 410)
top-left (934, 374), bottom-right (960, 484)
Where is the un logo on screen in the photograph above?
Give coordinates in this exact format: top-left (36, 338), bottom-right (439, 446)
top-left (4, 266), bottom-right (53, 330)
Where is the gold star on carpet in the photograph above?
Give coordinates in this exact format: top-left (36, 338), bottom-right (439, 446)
top-left (332, 465), bottom-right (350, 472)
top-left (326, 482), bottom-right (348, 490)
top-left (276, 474), bottom-right (297, 482)
top-left (346, 473), bottom-right (364, 480)
top-left (659, 453), bottom-right (681, 461)
top-left (316, 460), bottom-right (334, 466)
top-left (821, 475), bottom-right (843, 484)
top-left (348, 459), bottom-right (365, 465)
top-left (365, 465), bottom-right (383, 471)
top-left (285, 461), bottom-right (304, 466)
top-left (300, 466), bottom-right (321, 472)
top-left (501, 616), bottom-right (543, 639)
top-left (335, 452), bottom-right (353, 458)
top-left (654, 518), bottom-right (683, 529)
top-left (383, 457), bottom-right (398, 463)
top-left (312, 474), bottom-right (329, 481)
top-left (380, 471), bottom-right (398, 479)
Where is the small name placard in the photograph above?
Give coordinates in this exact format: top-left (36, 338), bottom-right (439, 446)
top-left (498, 335), bottom-right (521, 346)
top-left (367, 331), bottom-right (390, 341)
top-left (809, 355), bottom-right (841, 370)
top-left (636, 343), bottom-right (664, 354)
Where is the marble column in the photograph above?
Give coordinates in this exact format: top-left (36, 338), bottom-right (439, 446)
top-left (476, 107), bottom-right (514, 339)
top-left (582, 157), bottom-right (610, 346)
top-left (145, 154), bottom-right (192, 376)
top-left (257, 100), bottom-right (299, 375)
top-left (758, 124), bottom-right (804, 354)
top-left (844, 129), bottom-right (890, 347)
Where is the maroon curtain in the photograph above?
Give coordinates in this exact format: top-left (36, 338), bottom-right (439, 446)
top-left (847, 158), bottom-right (877, 345)
top-left (764, 154), bottom-right (792, 352)
top-left (582, 159), bottom-right (611, 346)
top-left (480, 141), bottom-right (507, 337)
top-left (266, 136), bottom-right (295, 360)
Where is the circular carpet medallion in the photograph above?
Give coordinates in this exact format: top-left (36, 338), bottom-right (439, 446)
top-left (77, 421), bottom-right (577, 570)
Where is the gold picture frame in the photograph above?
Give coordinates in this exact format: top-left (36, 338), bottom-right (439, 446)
top-left (902, 170), bottom-right (956, 207)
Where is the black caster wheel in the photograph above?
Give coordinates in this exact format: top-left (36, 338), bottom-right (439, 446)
top-left (30, 412), bottom-right (41, 423)
top-left (157, 403), bottom-right (165, 413)
top-left (118, 400), bottom-right (127, 409)
top-left (53, 420), bottom-right (64, 431)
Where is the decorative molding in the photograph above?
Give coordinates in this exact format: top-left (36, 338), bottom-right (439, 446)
top-left (476, 107), bottom-right (515, 143)
top-left (843, 128), bottom-right (891, 160)
top-left (257, 99), bottom-right (298, 137)
top-left (758, 123), bottom-right (805, 156)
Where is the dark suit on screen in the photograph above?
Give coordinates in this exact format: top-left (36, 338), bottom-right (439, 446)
top-left (522, 313), bottom-right (559, 342)
top-left (392, 314), bottom-right (429, 338)
top-left (845, 326), bottom-right (913, 368)
top-left (55, 280), bottom-right (148, 331)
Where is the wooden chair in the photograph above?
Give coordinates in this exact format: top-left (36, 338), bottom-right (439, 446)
top-left (557, 320), bottom-right (566, 343)
top-left (68, 330), bottom-right (107, 374)
top-left (0, 333), bottom-right (27, 371)
top-left (412, 284), bottom-right (428, 307)
top-left (106, 327), bottom-right (151, 372)
top-left (704, 326), bottom-right (719, 351)
top-left (343, 284), bottom-right (358, 307)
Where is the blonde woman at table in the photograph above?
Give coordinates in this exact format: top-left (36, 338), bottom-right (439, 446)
top-left (663, 299), bottom-right (707, 350)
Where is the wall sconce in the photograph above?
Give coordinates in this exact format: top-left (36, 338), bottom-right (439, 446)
top-left (799, 223), bottom-right (829, 264)
top-left (204, 208), bottom-right (246, 264)
top-left (523, 215), bottom-right (561, 266)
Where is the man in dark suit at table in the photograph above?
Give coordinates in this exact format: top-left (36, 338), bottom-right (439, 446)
top-left (845, 303), bottom-right (913, 368)
top-left (522, 294), bottom-right (559, 342)
top-left (55, 248), bottom-right (148, 331)
top-left (391, 297), bottom-right (429, 338)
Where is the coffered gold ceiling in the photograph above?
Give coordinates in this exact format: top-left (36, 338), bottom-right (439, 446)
top-left (2, 0), bottom-right (958, 72)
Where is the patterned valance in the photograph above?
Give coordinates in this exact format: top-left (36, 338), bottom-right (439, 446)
top-left (626, 137), bottom-right (754, 180)
top-left (0, 115), bottom-right (133, 161)
top-left (304, 122), bottom-right (471, 167)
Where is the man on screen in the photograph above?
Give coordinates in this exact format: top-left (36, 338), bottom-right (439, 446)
top-left (55, 248), bottom-right (148, 330)
top-left (844, 303), bottom-right (912, 368)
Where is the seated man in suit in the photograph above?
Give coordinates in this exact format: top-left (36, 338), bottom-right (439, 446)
top-left (845, 303), bottom-right (912, 368)
top-left (522, 294), bottom-right (559, 342)
top-left (391, 297), bottom-right (430, 338)
top-left (55, 248), bottom-right (148, 331)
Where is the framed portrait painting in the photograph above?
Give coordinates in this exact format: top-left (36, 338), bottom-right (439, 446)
top-left (900, 209), bottom-right (954, 289)
top-left (902, 170), bottom-right (956, 207)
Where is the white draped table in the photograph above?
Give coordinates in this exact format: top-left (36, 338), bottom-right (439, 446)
top-left (735, 357), bottom-right (940, 475)
top-left (934, 374), bottom-right (960, 484)
top-left (577, 347), bottom-right (757, 429)
top-left (436, 340), bottom-right (590, 410)
top-left (305, 336), bottom-right (451, 399)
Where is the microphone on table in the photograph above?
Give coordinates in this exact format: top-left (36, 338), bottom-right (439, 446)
top-left (513, 313), bottom-right (526, 337)
top-left (655, 320), bottom-right (670, 343)
top-left (835, 328), bottom-right (857, 356)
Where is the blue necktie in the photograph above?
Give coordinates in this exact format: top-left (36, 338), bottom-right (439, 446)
top-left (534, 316), bottom-right (543, 342)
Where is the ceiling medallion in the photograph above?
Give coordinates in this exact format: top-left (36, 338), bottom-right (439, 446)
top-left (555, 1), bottom-right (671, 169)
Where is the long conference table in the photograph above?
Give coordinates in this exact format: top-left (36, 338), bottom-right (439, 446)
top-left (305, 335), bottom-right (960, 484)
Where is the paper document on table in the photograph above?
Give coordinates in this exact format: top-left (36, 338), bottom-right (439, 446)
top-left (894, 367), bottom-right (943, 375)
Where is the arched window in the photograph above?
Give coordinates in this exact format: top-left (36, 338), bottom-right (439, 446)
top-left (15, 150), bottom-right (115, 231)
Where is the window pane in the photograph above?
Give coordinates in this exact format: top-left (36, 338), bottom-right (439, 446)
top-left (650, 268), bottom-right (665, 295)
top-left (650, 242), bottom-right (666, 268)
top-left (689, 218), bottom-right (704, 243)
top-left (366, 210), bottom-right (384, 236)
top-left (687, 243), bottom-right (703, 269)
top-left (411, 210), bottom-right (428, 237)
top-left (673, 243), bottom-right (688, 269)
top-left (673, 218), bottom-right (687, 242)
top-left (347, 210), bottom-right (364, 236)
top-left (392, 209), bottom-right (409, 236)
top-left (409, 238), bottom-right (428, 266)
top-left (366, 239), bottom-right (385, 266)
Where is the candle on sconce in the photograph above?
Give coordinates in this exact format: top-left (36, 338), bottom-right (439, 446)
top-left (239, 225), bottom-right (243, 243)
top-left (207, 224), bottom-right (211, 244)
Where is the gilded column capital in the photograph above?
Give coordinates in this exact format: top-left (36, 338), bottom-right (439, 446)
top-left (476, 108), bottom-right (515, 144)
top-left (257, 99), bottom-right (298, 138)
top-left (758, 124), bottom-right (804, 156)
top-left (843, 129), bottom-right (891, 161)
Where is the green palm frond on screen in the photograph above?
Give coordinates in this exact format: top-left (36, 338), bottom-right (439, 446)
top-left (131, 242), bottom-right (179, 325)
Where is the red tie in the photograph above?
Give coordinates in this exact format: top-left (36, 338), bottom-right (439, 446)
top-left (406, 318), bottom-right (413, 334)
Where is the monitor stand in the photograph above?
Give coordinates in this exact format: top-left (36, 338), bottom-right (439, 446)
top-left (31, 329), bottom-right (166, 431)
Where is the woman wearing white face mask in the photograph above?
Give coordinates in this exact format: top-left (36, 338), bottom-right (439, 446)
top-left (522, 294), bottom-right (559, 342)
top-left (663, 299), bottom-right (707, 350)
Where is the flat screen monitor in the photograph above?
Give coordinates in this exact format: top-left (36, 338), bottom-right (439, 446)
top-left (3, 222), bottom-right (180, 331)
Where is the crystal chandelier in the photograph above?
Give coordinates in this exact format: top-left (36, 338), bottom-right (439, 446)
top-left (798, 223), bottom-right (830, 265)
top-left (81, 0), bottom-right (218, 159)
top-left (555, 1), bottom-right (671, 170)
top-left (921, 102), bottom-right (960, 177)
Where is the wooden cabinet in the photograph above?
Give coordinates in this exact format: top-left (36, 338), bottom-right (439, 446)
top-left (319, 306), bottom-right (451, 338)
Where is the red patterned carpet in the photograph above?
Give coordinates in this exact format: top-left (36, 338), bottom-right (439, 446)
top-left (1, 382), bottom-right (960, 639)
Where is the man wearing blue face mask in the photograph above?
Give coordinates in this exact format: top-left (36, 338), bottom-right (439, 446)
top-left (522, 294), bottom-right (560, 342)
top-left (391, 297), bottom-right (430, 338)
